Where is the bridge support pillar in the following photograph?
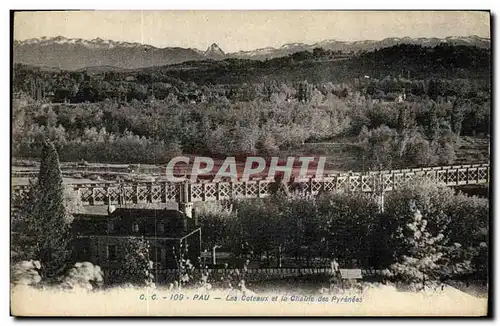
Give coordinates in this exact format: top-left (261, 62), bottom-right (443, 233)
top-left (376, 174), bottom-right (385, 213)
top-left (378, 192), bottom-right (385, 213)
top-left (180, 202), bottom-right (194, 219)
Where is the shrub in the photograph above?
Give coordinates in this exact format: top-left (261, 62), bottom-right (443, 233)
top-left (117, 237), bottom-right (155, 287)
top-left (61, 262), bottom-right (103, 290)
top-left (11, 260), bottom-right (42, 286)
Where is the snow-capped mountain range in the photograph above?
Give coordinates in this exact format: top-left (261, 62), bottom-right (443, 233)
top-left (230, 36), bottom-right (490, 59)
top-left (13, 35), bottom-right (490, 70)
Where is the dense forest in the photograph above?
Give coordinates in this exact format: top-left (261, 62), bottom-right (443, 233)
top-left (12, 44), bottom-right (490, 169)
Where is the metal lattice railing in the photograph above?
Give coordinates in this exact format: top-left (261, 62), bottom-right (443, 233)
top-left (11, 163), bottom-right (489, 206)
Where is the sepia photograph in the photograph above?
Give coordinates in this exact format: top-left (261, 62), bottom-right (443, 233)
top-left (9, 9), bottom-right (491, 317)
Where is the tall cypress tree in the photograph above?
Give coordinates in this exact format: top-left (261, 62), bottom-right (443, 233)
top-left (451, 99), bottom-right (465, 136)
top-left (17, 141), bottom-right (73, 280)
top-left (425, 102), bottom-right (440, 143)
top-left (396, 105), bottom-right (408, 132)
top-left (297, 80), bottom-right (313, 103)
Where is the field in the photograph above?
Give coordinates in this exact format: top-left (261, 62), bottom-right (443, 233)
top-left (11, 135), bottom-right (490, 187)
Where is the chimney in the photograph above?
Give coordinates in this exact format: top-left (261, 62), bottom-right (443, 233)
top-left (107, 202), bottom-right (116, 215)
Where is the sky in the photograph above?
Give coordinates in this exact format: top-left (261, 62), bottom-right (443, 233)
top-left (13, 11), bottom-right (491, 53)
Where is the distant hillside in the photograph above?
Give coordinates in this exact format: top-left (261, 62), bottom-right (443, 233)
top-left (12, 43), bottom-right (490, 105)
top-left (137, 43), bottom-right (491, 85)
top-left (228, 36), bottom-right (490, 60)
top-left (13, 35), bottom-right (490, 70)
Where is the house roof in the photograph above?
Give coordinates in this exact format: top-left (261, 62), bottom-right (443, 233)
top-left (76, 205), bottom-right (109, 216)
top-left (72, 207), bottom-right (198, 238)
top-left (75, 203), bottom-right (181, 218)
top-left (110, 208), bottom-right (185, 219)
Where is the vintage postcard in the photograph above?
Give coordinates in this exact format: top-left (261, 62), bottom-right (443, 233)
top-left (10, 10), bottom-right (491, 317)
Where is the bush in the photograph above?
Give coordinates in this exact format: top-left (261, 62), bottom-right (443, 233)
top-left (117, 237), bottom-right (155, 287)
top-left (61, 262), bottom-right (103, 290)
top-left (11, 260), bottom-right (42, 286)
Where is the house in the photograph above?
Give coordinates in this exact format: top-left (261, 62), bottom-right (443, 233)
top-left (72, 205), bottom-right (201, 270)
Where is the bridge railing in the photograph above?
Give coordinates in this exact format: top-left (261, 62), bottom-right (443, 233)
top-left (11, 163), bottom-right (489, 206)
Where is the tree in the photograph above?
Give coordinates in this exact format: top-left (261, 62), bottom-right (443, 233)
top-left (174, 240), bottom-right (197, 288)
top-left (317, 193), bottom-right (378, 266)
top-left (297, 80), bottom-right (313, 103)
top-left (358, 125), bottom-right (399, 169)
top-left (312, 47), bottom-right (327, 58)
top-left (166, 93), bottom-right (178, 106)
top-left (395, 104), bottom-right (416, 162)
top-left (388, 204), bottom-right (445, 290)
top-left (164, 140), bottom-right (183, 160)
top-left (117, 83), bottom-right (128, 103)
top-left (118, 237), bottom-right (154, 287)
top-left (425, 102), bottom-right (440, 143)
top-left (398, 132), bottom-right (430, 166)
top-left (451, 99), bottom-right (465, 136)
top-left (197, 202), bottom-right (235, 249)
top-left (234, 198), bottom-right (283, 263)
top-left (13, 141), bottom-right (74, 280)
top-left (263, 80), bottom-right (279, 102)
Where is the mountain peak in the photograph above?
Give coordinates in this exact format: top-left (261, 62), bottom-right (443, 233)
top-left (204, 43), bottom-right (225, 58)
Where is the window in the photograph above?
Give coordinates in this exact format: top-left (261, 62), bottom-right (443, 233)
top-left (107, 245), bottom-right (117, 261)
top-left (157, 222), bottom-right (165, 233)
top-left (132, 222), bottom-right (139, 233)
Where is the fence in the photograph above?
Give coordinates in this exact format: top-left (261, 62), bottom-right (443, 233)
top-left (11, 163), bottom-right (490, 206)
